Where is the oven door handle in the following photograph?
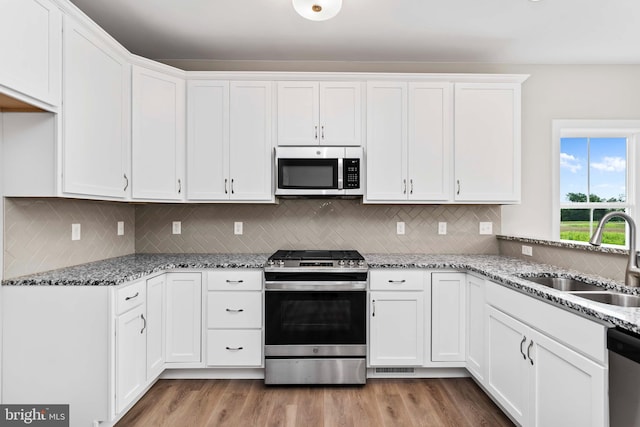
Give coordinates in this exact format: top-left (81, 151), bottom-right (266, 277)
top-left (265, 281), bottom-right (367, 291)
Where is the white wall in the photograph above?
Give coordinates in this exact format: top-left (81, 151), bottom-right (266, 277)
top-left (163, 60), bottom-right (640, 240)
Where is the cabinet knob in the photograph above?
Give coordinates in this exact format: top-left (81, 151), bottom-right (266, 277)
top-left (403, 179), bottom-right (407, 194)
top-left (315, 126), bottom-right (318, 140)
top-left (457, 180), bottom-right (461, 195)
top-left (123, 173), bottom-right (129, 191)
top-left (224, 178), bottom-right (228, 194)
top-left (520, 336), bottom-right (527, 360)
top-left (527, 340), bottom-right (534, 365)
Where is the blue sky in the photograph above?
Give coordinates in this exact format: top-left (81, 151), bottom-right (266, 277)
top-left (560, 137), bottom-right (627, 202)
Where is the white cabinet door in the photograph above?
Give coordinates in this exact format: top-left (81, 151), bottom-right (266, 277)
top-left (186, 80), bottom-right (229, 200)
top-left (165, 273), bottom-right (202, 363)
top-left (365, 81), bottom-right (407, 201)
top-left (277, 81), bottom-right (318, 145)
top-left (431, 273), bottom-right (466, 362)
top-left (319, 82), bottom-right (361, 146)
top-left (145, 275), bottom-right (165, 381)
top-left (229, 81), bottom-right (273, 201)
top-left (408, 83), bottom-right (452, 201)
top-left (485, 306), bottom-right (530, 427)
top-left (132, 66), bottom-right (185, 200)
top-left (369, 291), bottom-right (424, 366)
top-left (466, 275), bottom-right (485, 381)
top-left (62, 15), bottom-right (130, 199)
top-left (530, 328), bottom-right (607, 427)
top-left (454, 83), bottom-right (521, 202)
top-left (115, 306), bottom-right (146, 414)
top-left (0, 0), bottom-right (61, 107)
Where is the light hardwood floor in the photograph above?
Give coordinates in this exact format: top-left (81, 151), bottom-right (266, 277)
top-left (116, 378), bottom-right (514, 426)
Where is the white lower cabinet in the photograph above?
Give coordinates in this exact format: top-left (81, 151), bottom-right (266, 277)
top-left (146, 274), bottom-right (166, 380)
top-left (369, 269), bottom-right (426, 366)
top-left (115, 304), bottom-right (147, 414)
top-left (165, 273), bottom-right (203, 363)
top-left (431, 273), bottom-right (466, 362)
top-left (465, 274), bottom-right (485, 381)
top-left (206, 270), bottom-right (263, 367)
top-left (485, 283), bottom-right (608, 427)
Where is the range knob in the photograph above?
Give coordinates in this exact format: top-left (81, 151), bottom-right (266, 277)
top-left (267, 260), bottom-right (275, 266)
top-left (278, 260), bottom-right (285, 267)
top-left (338, 260), bottom-right (345, 267)
top-left (358, 260), bottom-right (365, 267)
top-left (348, 260), bottom-right (355, 266)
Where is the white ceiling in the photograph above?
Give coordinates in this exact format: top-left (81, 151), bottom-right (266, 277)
top-left (68, 0), bottom-right (640, 64)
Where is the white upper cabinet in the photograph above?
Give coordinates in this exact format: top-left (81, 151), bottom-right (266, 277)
top-left (366, 81), bottom-right (451, 202)
top-left (62, 14), bottom-right (130, 199)
top-left (186, 80), bottom-right (229, 200)
top-left (454, 83), bottom-right (521, 203)
top-left (186, 80), bottom-right (273, 202)
top-left (0, 0), bottom-right (62, 108)
top-left (277, 81), bottom-right (361, 146)
top-left (131, 65), bottom-right (185, 201)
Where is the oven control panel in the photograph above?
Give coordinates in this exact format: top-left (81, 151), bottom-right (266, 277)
top-left (343, 158), bottom-right (360, 189)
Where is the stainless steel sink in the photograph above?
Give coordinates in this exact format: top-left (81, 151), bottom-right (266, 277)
top-left (521, 276), bottom-right (603, 292)
top-left (568, 292), bottom-right (640, 308)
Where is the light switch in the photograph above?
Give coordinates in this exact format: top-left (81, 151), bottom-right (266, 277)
top-left (71, 223), bottom-right (81, 241)
top-left (172, 221), bottom-right (181, 235)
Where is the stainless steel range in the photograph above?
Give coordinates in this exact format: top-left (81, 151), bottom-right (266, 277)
top-left (264, 250), bottom-right (368, 385)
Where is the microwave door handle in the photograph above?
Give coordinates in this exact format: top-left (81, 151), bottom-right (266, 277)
top-left (337, 158), bottom-right (344, 190)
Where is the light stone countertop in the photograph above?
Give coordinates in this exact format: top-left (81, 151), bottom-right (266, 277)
top-left (3, 252), bottom-right (640, 334)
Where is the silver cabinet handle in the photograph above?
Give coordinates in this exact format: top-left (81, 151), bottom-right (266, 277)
top-left (372, 300), bottom-right (376, 317)
top-left (388, 279), bottom-right (406, 284)
top-left (410, 179), bottom-right (414, 194)
top-left (224, 178), bottom-right (228, 194)
top-left (456, 180), bottom-right (461, 195)
top-left (231, 179), bottom-right (235, 194)
top-left (125, 292), bottom-right (139, 301)
top-left (225, 308), bottom-right (244, 313)
top-left (520, 336), bottom-right (527, 360)
top-left (178, 179), bottom-right (182, 194)
top-left (226, 279), bottom-right (244, 284)
top-left (140, 314), bottom-right (146, 334)
top-left (314, 126), bottom-right (318, 139)
top-left (225, 346), bottom-right (243, 351)
top-left (123, 174), bottom-right (129, 191)
top-left (321, 125), bottom-right (325, 139)
top-left (527, 340), bottom-right (534, 365)
top-left (403, 179), bottom-right (407, 194)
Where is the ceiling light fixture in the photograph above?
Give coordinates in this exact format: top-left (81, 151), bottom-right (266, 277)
top-left (293, 0), bottom-right (342, 21)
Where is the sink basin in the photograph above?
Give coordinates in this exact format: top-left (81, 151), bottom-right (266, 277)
top-left (521, 276), bottom-right (603, 292)
top-left (569, 292), bottom-right (640, 308)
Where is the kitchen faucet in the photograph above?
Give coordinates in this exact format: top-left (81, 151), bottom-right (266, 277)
top-left (589, 211), bottom-right (640, 287)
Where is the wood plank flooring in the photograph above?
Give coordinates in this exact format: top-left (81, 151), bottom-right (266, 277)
top-left (116, 378), bottom-right (513, 427)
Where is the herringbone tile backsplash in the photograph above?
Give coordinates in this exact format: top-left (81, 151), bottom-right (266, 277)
top-left (4, 198), bottom-right (135, 278)
top-left (135, 199), bottom-right (501, 254)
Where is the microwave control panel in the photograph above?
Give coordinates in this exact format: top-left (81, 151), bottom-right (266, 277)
top-left (344, 159), bottom-right (361, 189)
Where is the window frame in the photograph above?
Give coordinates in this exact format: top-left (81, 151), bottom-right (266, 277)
top-left (552, 120), bottom-right (640, 247)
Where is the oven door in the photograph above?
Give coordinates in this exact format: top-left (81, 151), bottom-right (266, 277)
top-left (265, 290), bottom-right (366, 357)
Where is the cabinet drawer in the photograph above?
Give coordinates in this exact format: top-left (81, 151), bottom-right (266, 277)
top-left (208, 292), bottom-right (262, 328)
top-left (370, 269), bottom-right (425, 291)
top-left (115, 281), bottom-right (146, 315)
top-left (207, 270), bottom-right (262, 291)
top-left (207, 329), bottom-right (262, 366)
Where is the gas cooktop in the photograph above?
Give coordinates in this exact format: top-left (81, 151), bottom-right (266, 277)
top-left (266, 250), bottom-right (366, 269)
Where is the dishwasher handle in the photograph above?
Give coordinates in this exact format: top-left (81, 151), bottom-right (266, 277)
top-left (608, 327), bottom-right (640, 364)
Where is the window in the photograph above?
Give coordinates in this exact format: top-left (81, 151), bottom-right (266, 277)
top-left (553, 121), bottom-right (640, 247)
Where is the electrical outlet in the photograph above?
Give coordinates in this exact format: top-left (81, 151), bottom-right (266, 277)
top-left (479, 222), bottom-right (493, 235)
top-left (172, 221), bottom-right (181, 235)
top-left (234, 221), bottom-right (243, 235)
top-left (438, 222), bottom-right (447, 235)
top-left (396, 221), bottom-right (405, 235)
top-left (522, 245), bottom-right (533, 256)
top-left (71, 223), bottom-right (81, 241)
top-left (117, 221), bottom-right (124, 236)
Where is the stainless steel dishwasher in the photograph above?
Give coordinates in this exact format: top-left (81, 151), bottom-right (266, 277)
top-left (608, 327), bottom-right (640, 427)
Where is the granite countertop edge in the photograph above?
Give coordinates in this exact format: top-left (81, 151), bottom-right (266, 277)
top-left (4, 252), bottom-right (640, 334)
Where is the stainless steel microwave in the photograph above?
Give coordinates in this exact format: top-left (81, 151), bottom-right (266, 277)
top-left (275, 146), bottom-right (363, 196)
